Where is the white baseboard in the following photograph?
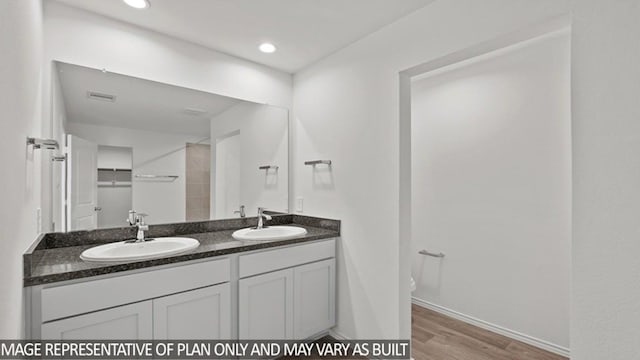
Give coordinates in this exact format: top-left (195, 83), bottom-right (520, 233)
top-left (411, 297), bottom-right (570, 358)
top-left (328, 329), bottom-right (350, 341)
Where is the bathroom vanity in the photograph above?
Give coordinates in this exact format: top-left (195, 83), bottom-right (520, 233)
top-left (25, 59), bottom-right (335, 341)
top-left (23, 214), bottom-right (339, 340)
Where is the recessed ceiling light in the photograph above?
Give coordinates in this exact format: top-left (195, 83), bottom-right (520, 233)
top-left (259, 43), bottom-right (277, 53)
top-left (123, 0), bottom-right (150, 9)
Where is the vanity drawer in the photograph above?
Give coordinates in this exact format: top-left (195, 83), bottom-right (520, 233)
top-left (41, 258), bottom-right (230, 322)
top-left (239, 239), bottom-right (335, 278)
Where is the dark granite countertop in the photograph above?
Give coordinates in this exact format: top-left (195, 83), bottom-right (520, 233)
top-left (24, 214), bottom-right (340, 287)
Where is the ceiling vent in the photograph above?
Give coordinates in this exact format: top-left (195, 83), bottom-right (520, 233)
top-left (183, 107), bottom-right (208, 116)
top-left (87, 91), bottom-right (116, 102)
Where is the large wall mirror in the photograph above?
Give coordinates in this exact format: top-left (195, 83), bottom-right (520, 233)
top-left (51, 61), bottom-right (289, 232)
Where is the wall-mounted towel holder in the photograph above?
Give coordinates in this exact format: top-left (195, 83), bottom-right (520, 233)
top-left (259, 165), bottom-right (279, 171)
top-left (304, 160), bottom-right (332, 166)
top-left (419, 249), bottom-right (445, 258)
top-left (27, 137), bottom-right (59, 150)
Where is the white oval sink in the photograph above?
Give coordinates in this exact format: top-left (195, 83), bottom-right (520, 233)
top-left (232, 226), bottom-right (307, 241)
top-left (80, 237), bottom-right (200, 262)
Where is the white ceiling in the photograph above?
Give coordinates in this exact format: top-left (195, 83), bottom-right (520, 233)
top-left (57, 62), bottom-right (240, 136)
top-left (54, 0), bottom-right (434, 73)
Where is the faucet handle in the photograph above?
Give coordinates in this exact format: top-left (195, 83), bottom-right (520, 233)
top-left (234, 205), bottom-right (246, 218)
top-left (257, 207), bottom-right (272, 220)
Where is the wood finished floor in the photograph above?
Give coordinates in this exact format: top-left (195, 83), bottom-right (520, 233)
top-left (411, 304), bottom-right (568, 360)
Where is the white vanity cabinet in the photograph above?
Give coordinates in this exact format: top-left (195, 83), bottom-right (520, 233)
top-left (238, 239), bottom-right (336, 340)
top-left (154, 283), bottom-right (231, 339)
top-left (293, 258), bottom-right (335, 339)
top-left (41, 284), bottom-right (231, 340)
top-left (29, 238), bottom-right (337, 341)
top-left (35, 258), bottom-right (231, 340)
top-left (239, 268), bottom-right (294, 339)
top-left (42, 301), bottom-right (153, 340)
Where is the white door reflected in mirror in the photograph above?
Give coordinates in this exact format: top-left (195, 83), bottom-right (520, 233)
top-left (66, 134), bottom-right (98, 231)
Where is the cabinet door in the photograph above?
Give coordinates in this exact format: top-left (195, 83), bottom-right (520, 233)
top-left (41, 301), bottom-right (152, 340)
top-left (153, 283), bottom-right (231, 339)
top-left (239, 268), bottom-right (294, 339)
top-left (294, 258), bottom-right (336, 339)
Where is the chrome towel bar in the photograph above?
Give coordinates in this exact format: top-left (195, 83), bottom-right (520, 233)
top-left (419, 250), bottom-right (445, 258)
top-left (305, 160), bottom-right (332, 166)
top-left (27, 137), bottom-right (59, 150)
top-left (259, 165), bottom-right (279, 170)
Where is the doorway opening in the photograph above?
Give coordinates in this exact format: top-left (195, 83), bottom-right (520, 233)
top-left (213, 130), bottom-right (241, 219)
top-left (399, 17), bottom-right (571, 360)
top-left (97, 145), bottom-right (133, 228)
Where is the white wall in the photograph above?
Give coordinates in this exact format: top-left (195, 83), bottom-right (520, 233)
top-left (211, 102), bottom-right (289, 218)
top-left (293, 0), bottom-right (571, 340)
top-left (571, 0), bottom-right (640, 358)
top-left (411, 32), bottom-right (570, 349)
top-left (68, 123), bottom-right (205, 225)
top-left (97, 145), bottom-right (132, 169)
top-left (0, 0), bottom-right (43, 338)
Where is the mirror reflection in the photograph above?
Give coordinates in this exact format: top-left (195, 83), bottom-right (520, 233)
top-left (52, 62), bottom-right (288, 232)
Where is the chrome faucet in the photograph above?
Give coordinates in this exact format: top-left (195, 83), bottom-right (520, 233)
top-left (234, 205), bottom-right (246, 218)
top-left (256, 207), bottom-right (272, 229)
top-left (127, 210), bottom-right (149, 242)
